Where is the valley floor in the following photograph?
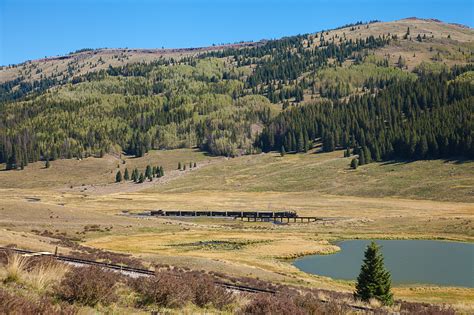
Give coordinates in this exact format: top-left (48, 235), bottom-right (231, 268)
top-left (0, 149), bottom-right (473, 310)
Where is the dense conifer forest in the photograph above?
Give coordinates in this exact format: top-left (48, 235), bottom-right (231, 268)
top-left (258, 65), bottom-right (474, 161)
top-left (0, 21), bottom-right (472, 170)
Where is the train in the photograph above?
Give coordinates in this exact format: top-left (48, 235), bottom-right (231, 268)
top-left (149, 210), bottom-right (298, 218)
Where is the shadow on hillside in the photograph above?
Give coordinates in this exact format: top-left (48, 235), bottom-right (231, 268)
top-left (379, 157), bottom-right (472, 166)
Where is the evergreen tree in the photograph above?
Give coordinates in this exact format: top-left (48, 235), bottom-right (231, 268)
top-left (323, 134), bottom-right (335, 152)
top-left (178, 162), bottom-right (181, 170)
top-left (145, 165), bottom-right (152, 179)
top-left (183, 164), bottom-right (186, 170)
top-left (115, 170), bottom-right (122, 182)
top-left (132, 168), bottom-right (138, 182)
top-left (351, 158), bottom-right (359, 169)
top-left (45, 159), bottom-right (50, 169)
top-left (193, 162), bottom-right (197, 168)
top-left (359, 151), bottom-right (366, 165)
top-left (280, 145), bottom-right (286, 157)
top-left (344, 147), bottom-right (351, 157)
top-left (363, 146), bottom-right (372, 164)
top-left (355, 242), bottom-right (393, 306)
top-left (189, 162), bottom-right (193, 169)
top-left (297, 131), bottom-right (304, 152)
top-left (124, 168), bottom-right (130, 181)
top-left (159, 166), bottom-right (164, 177)
top-left (138, 172), bottom-right (145, 183)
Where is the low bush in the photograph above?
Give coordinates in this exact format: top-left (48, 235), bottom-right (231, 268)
top-left (400, 301), bottom-right (456, 315)
top-left (55, 266), bottom-right (120, 307)
top-left (239, 293), bottom-right (305, 315)
top-left (0, 288), bottom-right (77, 315)
top-left (187, 272), bottom-right (234, 309)
top-left (132, 270), bottom-right (234, 309)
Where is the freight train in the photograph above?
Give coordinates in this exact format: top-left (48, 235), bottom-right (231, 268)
top-left (150, 210), bottom-right (298, 218)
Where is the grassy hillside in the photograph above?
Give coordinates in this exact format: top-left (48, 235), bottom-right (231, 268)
top-left (148, 149), bottom-right (474, 202)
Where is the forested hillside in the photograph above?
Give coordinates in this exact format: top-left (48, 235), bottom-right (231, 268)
top-left (0, 18), bottom-right (473, 170)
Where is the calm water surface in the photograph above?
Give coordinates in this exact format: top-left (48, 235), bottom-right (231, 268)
top-left (293, 240), bottom-right (474, 287)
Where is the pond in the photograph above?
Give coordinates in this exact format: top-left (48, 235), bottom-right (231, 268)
top-left (293, 240), bottom-right (474, 288)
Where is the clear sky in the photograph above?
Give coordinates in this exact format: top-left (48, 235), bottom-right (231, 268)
top-left (0, 0), bottom-right (472, 65)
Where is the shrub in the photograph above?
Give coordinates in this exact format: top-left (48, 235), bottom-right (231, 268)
top-left (240, 293), bottom-right (305, 315)
top-left (187, 272), bottom-right (234, 309)
top-left (132, 270), bottom-right (234, 309)
top-left (400, 301), bottom-right (456, 315)
top-left (294, 292), bottom-right (325, 314)
top-left (0, 288), bottom-right (77, 315)
top-left (132, 271), bottom-right (194, 308)
top-left (55, 266), bottom-right (119, 307)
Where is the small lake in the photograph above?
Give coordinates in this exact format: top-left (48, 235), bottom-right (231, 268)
top-left (293, 240), bottom-right (474, 288)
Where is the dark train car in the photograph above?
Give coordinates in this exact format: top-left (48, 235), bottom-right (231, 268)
top-left (226, 211), bottom-right (243, 217)
top-left (150, 210), bottom-right (165, 216)
top-left (274, 211), bottom-right (297, 218)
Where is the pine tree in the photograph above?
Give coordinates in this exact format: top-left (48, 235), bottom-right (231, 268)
top-left (351, 158), bottom-right (359, 169)
top-left (132, 168), bottom-right (138, 182)
top-left (323, 134), bottom-right (335, 152)
top-left (355, 241), bottom-right (393, 306)
top-left (124, 168), bottom-right (130, 181)
top-left (344, 147), bottom-right (351, 157)
top-left (189, 162), bottom-right (192, 169)
top-left (359, 151), bottom-right (366, 165)
top-left (45, 159), bottom-right (50, 169)
top-left (159, 166), bottom-right (164, 177)
top-left (115, 170), bottom-right (122, 182)
top-left (178, 162), bottom-right (181, 170)
top-left (138, 172), bottom-right (145, 183)
top-left (193, 162), bottom-right (196, 168)
top-left (364, 146), bottom-right (372, 164)
top-left (145, 165), bottom-right (152, 179)
top-left (297, 131), bottom-right (304, 152)
top-left (280, 145), bottom-right (286, 157)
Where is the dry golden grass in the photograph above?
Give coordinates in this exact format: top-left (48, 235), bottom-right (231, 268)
top-left (309, 18), bottom-right (474, 70)
top-left (27, 261), bottom-right (69, 292)
top-left (0, 148), bottom-right (215, 190)
top-left (0, 148), bottom-right (472, 307)
top-left (4, 254), bottom-right (28, 283)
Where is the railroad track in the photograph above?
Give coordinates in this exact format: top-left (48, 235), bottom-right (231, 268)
top-left (0, 247), bottom-right (275, 294)
top-left (0, 247), bottom-right (375, 311)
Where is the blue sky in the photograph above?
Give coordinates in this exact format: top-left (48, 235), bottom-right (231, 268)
top-left (0, 0), bottom-right (472, 65)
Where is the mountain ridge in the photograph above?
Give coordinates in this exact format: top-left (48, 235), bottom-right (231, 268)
top-left (1, 17), bottom-right (472, 84)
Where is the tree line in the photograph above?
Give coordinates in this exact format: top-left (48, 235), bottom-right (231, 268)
top-left (257, 65), bottom-right (474, 162)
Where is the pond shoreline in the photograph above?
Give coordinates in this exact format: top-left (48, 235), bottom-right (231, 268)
top-left (292, 239), bottom-right (474, 289)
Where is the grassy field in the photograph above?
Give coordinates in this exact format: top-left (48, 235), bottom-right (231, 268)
top-left (0, 148), bottom-right (473, 308)
top-left (144, 149), bottom-right (474, 202)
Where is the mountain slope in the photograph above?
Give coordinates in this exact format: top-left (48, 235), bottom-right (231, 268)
top-left (0, 18), bottom-right (473, 170)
